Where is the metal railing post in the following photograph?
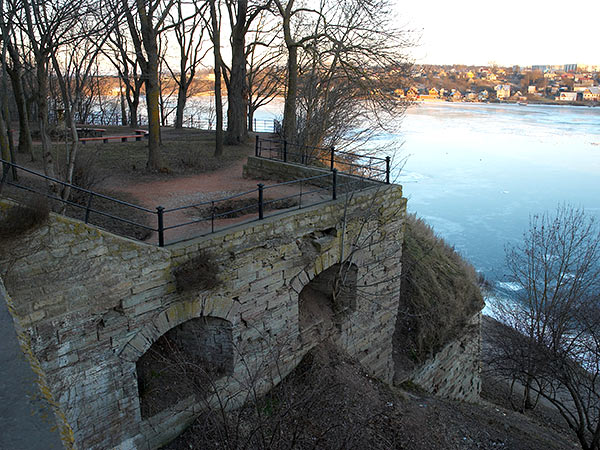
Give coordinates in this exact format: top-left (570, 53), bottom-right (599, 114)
top-left (385, 156), bottom-right (391, 184)
top-left (211, 201), bottom-right (215, 233)
top-left (332, 169), bottom-right (337, 200)
top-left (156, 206), bottom-right (165, 247)
top-left (257, 184), bottom-right (264, 220)
top-left (283, 140), bottom-right (288, 162)
top-left (255, 135), bottom-right (259, 157)
top-left (330, 147), bottom-right (335, 171)
top-left (84, 192), bottom-right (94, 223)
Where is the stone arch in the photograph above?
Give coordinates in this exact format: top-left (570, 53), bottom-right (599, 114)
top-left (296, 260), bottom-right (358, 343)
top-left (135, 315), bottom-right (234, 419)
top-left (119, 297), bottom-right (237, 363)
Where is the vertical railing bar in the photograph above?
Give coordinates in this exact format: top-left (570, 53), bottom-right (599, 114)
top-left (386, 156), bottom-right (391, 184)
top-left (84, 192), bottom-right (94, 223)
top-left (257, 184), bottom-right (264, 220)
top-left (211, 200), bottom-right (215, 233)
top-left (330, 147), bottom-right (335, 171)
top-left (157, 206), bottom-right (165, 247)
top-left (332, 169), bottom-right (337, 201)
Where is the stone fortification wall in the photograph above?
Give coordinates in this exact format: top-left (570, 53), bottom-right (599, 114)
top-left (0, 180), bottom-right (406, 450)
top-left (409, 313), bottom-right (482, 402)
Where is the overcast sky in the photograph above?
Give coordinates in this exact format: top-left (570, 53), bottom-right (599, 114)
top-left (399, 0), bottom-right (600, 66)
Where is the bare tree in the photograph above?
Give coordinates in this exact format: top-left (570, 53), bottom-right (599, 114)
top-left (103, 5), bottom-right (145, 128)
top-left (221, 0), bottom-right (270, 145)
top-left (0, 0), bottom-right (33, 159)
top-left (246, 10), bottom-right (284, 132)
top-left (163, 0), bottom-right (208, 129)
top-left (122, 0), bottom-right (177, 170)
top-left (207, 0), bottom-right (224, 156)
top-left (487, 204), bottom-right (600, 450)
top-left (273, 0), bottom-right (413, 145)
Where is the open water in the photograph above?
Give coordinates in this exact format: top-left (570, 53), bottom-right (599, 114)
top-left (257, 100), bottom-right (600, 305)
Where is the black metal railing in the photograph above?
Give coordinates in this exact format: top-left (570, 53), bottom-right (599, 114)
top-left (1, 159), bottom-right (343, 247)
top-left (254, 136), bottom-right (391, 184)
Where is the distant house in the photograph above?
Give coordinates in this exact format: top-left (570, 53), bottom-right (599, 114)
top-left (558, 92), bottom-right (578, 101)
top-left (528, 85), bottom-right (536, 94)
top-left (450, 90), bottom-right (463, 101)
top-left (495, 84), bottom-right (511, 99)
top-left (583, 87), bottom-right (600, 101)
top-left (478, 90), bottom-right (489, 101)
top-left (428, 88), bottom-right (439, 97)
top-left (465, 91), bottom-right (477, 101)
top-left (406, 87), bottom-right (419, 99)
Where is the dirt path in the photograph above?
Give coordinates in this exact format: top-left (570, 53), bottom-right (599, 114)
top-left (106, 148), bottom-right (330, 244)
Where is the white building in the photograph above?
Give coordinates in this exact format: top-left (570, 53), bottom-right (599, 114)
top-left (494, 84), bottom-right (511, 100)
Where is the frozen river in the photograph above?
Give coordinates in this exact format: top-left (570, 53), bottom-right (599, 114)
top-left (258, 100), bottom-right (600, 296)
top-left (397, 102), bottom-right (600, 291)
top-left (254, 100), bottom-right (600, 296)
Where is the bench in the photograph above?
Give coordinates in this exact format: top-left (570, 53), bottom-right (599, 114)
top-left (133, 129), bottom-right (149, 137)
top-left (80, 135), bottom-right (145, 144)
top-left (76, 127), bottom-right (106, 138)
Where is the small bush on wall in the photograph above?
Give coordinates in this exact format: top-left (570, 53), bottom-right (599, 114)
top-left (175, 251), bottom-right (222, 292)
top-left (0, 195), bottom-right (49, 239)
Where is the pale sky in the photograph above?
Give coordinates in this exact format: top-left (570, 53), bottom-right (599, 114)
top-left (398, 0), bottom-right (600, 67)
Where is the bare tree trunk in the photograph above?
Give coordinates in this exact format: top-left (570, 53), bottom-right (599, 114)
top-left (225, 0), bottom-right (248, 145)
top-left (145, 51), bottom-right (162, 168)
top-left (248, 106), bottom-right (254, 132)
top-left (6, 48), bottom-right (33, 158)
top-left (174, 73), bottom-right (188, 129)
top-left (0, 102), bottom-right (10, 163)
top-left (36, 64), bottom-right (58, 190)
top-left (209, 0), bottom-right (223, 156)
top-left (120, 81), bottom-right (127, 126)
top-left (283, 44), bottom-right (297, 143)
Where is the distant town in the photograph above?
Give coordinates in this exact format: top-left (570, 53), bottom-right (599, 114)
top-left (399, 63), bottom-right (600, 105)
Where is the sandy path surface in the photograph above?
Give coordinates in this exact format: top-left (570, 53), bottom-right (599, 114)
top-left (106, 151), bottom-right (330, 244)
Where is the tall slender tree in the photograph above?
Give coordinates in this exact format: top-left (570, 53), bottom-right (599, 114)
top-left (122, 0), bottom-right (177, 170)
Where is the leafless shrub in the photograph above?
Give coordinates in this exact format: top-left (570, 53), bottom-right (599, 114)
top-left (163, 340), bottom-right (400, 450)
top-left (485, 205), bottom-right (600, 450)
top-left (174, 251), bottom-right (222, 292)
top-left (0, 195), bottom-right (49, 239)
top-left (66, 152), bottom-right (107, 204)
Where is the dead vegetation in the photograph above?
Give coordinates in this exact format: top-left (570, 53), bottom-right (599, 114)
top-left (163, 340), bottom-right (579, 450)
top-left (394, 213), bottom-right (485, 372)
top-left (0, 194), bottom-right (49, 239)
top-left (174, 251), bottom-right (222, 292)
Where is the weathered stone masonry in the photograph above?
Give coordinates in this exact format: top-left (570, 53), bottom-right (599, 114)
top-left (0, 181), bottom-right (406, 450)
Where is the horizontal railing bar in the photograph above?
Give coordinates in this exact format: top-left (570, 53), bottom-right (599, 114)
top-left (4, 180), bottom-right (156, 231)
top-left (1, 159), bottom-right (156, 214)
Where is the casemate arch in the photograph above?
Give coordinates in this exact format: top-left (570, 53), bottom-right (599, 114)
top-left (0, 182), bottom-right (405, 450)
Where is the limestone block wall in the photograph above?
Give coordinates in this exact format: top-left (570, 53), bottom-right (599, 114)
top-left (409, 313), bottom-right (482, 402)
top-left (0, 181), bottom-right (406, 450)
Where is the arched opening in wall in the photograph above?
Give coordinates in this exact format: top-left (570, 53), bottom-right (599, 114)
top-left (136, 316), bottom-right (234, 419)
top-left (298, 262), bottom-right (358, 340)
